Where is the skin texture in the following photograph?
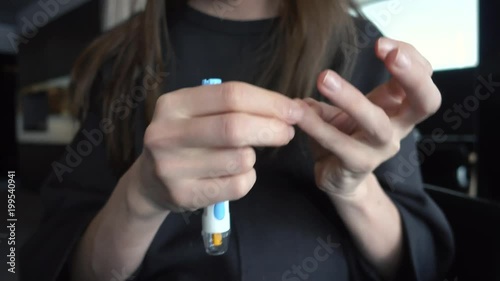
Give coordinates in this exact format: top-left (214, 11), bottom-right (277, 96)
top-left (189, 0), bottom-right (280, 20)
top-left (71, 2), bottom-right (441, 281)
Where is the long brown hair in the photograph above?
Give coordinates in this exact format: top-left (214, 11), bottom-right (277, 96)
top-left (71, 0), bottom-right (360, 173)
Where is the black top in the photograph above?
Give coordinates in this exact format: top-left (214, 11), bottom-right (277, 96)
top-left (21, 4), bottom-right (454, 281)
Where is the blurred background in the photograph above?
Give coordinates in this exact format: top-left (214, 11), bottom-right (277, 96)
top-left (0, 0), bottom-right (499, 280)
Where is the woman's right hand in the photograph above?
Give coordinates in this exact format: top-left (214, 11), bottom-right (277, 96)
top-left (71, 82), bottom-right (304, 281)
top-left (130, 82), bottom-right (304, 214)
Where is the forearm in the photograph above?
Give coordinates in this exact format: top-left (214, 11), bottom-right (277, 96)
top-left (329, 173), bottom-right (403, 280)
top-left (71, 157), bottom-right (170, 281)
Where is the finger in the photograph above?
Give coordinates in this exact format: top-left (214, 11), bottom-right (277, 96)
top-left (200, 168), bottom-right (257, 202)
top-left (366, 78), bottom-right (406, 117)
top-left (296, 99), bottom-right (368, 162)
top-left (376, 37), bottom-right (433, 76)
top-left (157, 81), bottom-right (304, 124)
top-left (303, 98), bottom-right (356, 134)
top-left (316, 70), bottom-right (393, 146)
top-left (375, 37), bottom-right (442, 126)
top-left (149, 113), bottom-right (294, 148)
top-left (304, 97), bottom-right (343, 123)
top-left (366, 78), bottom-right (409, 138)
top-left (155, 147), bottom-right (256, 178)
top-left (172, 169), bottom-right (257, 209)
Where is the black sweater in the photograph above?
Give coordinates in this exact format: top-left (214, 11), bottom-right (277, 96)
top-left (21, 5), bottom-right (454, 281)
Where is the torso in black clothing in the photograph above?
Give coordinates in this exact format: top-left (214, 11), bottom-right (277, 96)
top-left (134, 5), bottom-right (374, 281)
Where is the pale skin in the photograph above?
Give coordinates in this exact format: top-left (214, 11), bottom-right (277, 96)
top-left (71, 1), bottom-right (441, 281)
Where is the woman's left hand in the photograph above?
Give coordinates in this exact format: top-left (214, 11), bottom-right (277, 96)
top-left (296, 37), bottom-right (441, 198)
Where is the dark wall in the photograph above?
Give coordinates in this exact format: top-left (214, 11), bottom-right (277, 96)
top-left (0, 54), bottom-right (18, 177)
top-left (477, 0), bottom-right (500, 201)
top-left (418, 68), bottom-right (478, 136)
top-left (18, 0), bottom-right (100, 87)
top-left (479, 0), bottom-right (500, 66)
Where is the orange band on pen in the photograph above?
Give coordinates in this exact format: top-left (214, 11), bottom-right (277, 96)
top-left (212, 233), bottom-right (222, 246)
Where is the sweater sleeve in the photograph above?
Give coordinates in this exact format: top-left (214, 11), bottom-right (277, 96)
top-left (375, 133), bottom-right (455, 281)
top-left (346, 17), bottom-right (455, 281)
top-left (20, 73), bottom-right (121, 281)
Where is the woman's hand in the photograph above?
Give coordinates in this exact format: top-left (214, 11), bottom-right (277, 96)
top-left (297, 37), bottom-right (441, 198)
top-left (131, 82), bottom-right (304, 215)
top-left (74, 82), bottom-right (304, 281)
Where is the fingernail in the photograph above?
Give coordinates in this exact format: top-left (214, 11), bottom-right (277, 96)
top-left (323, 71), bottom-right (341, 92)
top-left (288, 126), bottom-right (295, 139)
top-left (378, 37), bottom-right (396, 55)
top-left (395, 49), bottom-right (411, 69)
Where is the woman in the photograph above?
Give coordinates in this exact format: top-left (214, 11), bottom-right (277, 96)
top-left (21, 0), bottom-right (454, 280)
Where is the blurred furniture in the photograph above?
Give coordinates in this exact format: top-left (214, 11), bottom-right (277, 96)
top-left (426, 185), bottom-right (500, 281)
top-left (416, 69), bottom-right (478, 195)
top-left (16, 114), bottom-right (79, 145)
top-left (16, 111), bottom-right (80, 191)
top-left (15, 0), bottom-right (99, 191)
top-left (22, 90), bottom-right (49, 131)
top-left (419, 141), bottom-right (473, 193)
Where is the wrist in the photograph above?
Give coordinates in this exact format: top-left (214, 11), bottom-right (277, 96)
top-left (326, 173), bottom-right (376, 204)
top-left (118, 154), bottom-right (170, 221)
top-left (327, 174), bottom-right (385, 229)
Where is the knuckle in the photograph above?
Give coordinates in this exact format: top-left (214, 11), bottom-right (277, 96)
top-left (231, 170), bottom-right (255, 199)
top-left (429, 91), bottom-right (443, 114)
top-left (168, 189), bottom-right (186, 207)
top-left (232, 185), bottom-right (249, 200)
top-left (143, 125), bottom-right (158, 150)
top-left (424, 58), bottom-right (434, 75)
top-left (156, 94), bottom-right (167, 106)
top-left (232, 179), bottom-right (249, 199)
top-left (153, 159), bottom-right (171, 179)
top-left (403, 43), bottom-right (434, 76)
top-left (420, 90), bottom-right (442, 116)
top-left (375, 130), bottom-right (393, 146)
top-left (359, 158), bottom-right (378, 173)
top-left (387, 139), bottom-right (401, 156)
top-left (404, 42), bottom-right (418, 54)
top-left (237, 148), bottom-right (256, 172)
top-left (156, 94), bottom-right (172, 112)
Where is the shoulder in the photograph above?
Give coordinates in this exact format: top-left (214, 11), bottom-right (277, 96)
top-left (347, 16), bottom-right (390, 93)
top-left (353, 16), bottom-right (384, 47)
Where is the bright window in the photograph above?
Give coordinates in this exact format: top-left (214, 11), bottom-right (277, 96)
top-left (361, 0), bottom-right (479, 71)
